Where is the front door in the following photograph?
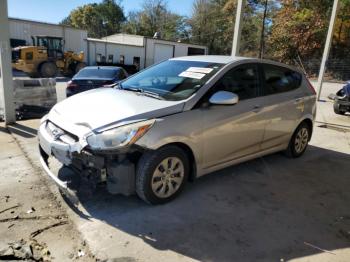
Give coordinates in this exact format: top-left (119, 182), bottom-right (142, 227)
top-left (200, 63), bottom-right (266, 169)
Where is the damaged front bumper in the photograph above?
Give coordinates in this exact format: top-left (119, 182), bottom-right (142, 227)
top-left (39, 148), bottom-right (79, 204)
top-left (38, 120), bottom-right (140, 201)
top-left (38, 120), bottom-right (85, 203)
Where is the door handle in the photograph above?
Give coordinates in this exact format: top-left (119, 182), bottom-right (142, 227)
top-left (294, 96), bottom-right (304, 102)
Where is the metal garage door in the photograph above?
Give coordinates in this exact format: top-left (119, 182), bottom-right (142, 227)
top-left (154, 44), bottom-right (174, 63)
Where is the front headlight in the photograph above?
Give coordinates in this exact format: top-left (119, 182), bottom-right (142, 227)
top-left (86, 120), bottom-right (155, 150)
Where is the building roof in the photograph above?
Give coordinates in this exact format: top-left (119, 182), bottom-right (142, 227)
top-left (9, 17), bottom-right (85, 31)
top-left (86, 37), bottom-right (144, 48)
top-left (104, 33), bottom-right (207, 49)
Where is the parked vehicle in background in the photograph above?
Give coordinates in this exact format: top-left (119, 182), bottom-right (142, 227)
top-left (66, 66), bottom-right (128, 97)
top-left (333, 81), bottom-right (350, 115)
top-left (96, 62), bottom-right (138, 75)
top-left (38, 56), bottom-right (316, 205)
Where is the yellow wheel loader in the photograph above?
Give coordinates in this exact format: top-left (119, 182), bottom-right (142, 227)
top-left (12, 36), bottom-right (86, 78)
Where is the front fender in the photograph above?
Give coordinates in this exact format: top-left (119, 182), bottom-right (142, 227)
top-left (135, 112), bottom-right (203, 170)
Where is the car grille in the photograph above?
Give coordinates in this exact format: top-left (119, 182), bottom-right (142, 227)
top-left (46, 121), bottom-right (78, 144)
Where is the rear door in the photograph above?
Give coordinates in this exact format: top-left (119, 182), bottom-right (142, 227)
top-left (259, 63), bottom-right (305, 150)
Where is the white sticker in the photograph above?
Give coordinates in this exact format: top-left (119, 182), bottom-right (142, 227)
top-left (187, 67), bottom-right (213, 74)
top-left (179, 71), bottom-right (205, 79)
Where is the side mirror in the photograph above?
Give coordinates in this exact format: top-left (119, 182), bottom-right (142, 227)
top-left (209, 91), bottom-right (239, 105)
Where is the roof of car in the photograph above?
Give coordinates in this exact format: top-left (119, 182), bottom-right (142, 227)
top-left (171, 55), bottom-right (303, 73)
top-left (170, 55), bottom-right (249, 64)
top-left (82, 66), bottom-right (122, 70)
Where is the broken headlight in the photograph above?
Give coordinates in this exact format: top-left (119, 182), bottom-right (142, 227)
top-left (86, 120), bottom-right (155, 150)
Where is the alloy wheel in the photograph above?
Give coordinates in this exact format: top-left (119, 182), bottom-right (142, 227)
top-left (294, 127), bottom-right (309, 154)
top-left (151, 157), bottom-right (185, 198)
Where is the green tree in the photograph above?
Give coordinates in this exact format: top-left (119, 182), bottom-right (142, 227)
top-left (268, 0), bottom-right (334, 62)
top-left (61, 0), bottom-right (126, 38)
top-left (122, 0), bottom-right (188, 41)
top-left (333, 0), bottom-right (350, 57)
top-left (189, 0), bottom-right (263, 56)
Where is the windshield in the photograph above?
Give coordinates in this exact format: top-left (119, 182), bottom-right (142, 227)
top-left (75, 68), bottom-right (118, 79)
top-left (121, 60), bottom-right (224, 101)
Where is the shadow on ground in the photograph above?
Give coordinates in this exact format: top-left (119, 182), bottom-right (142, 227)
top-left (6, 123), bottom-right (37, 138)
top-left (60, 145), bottom-right (350, 261)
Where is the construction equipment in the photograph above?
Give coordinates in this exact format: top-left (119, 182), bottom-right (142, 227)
top-left (12, 36), bottom-right (86, 78)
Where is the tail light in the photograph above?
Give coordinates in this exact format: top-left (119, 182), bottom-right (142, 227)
top-left (67, 80), bottom-right (78, 89)
top-left (306, 78), bottom-right (317, 95)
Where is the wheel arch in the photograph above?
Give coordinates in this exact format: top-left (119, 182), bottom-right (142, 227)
top-left (155, 142), bottom-right (197, 182)
top-left (37, 61), bottom-right (46, 71)
top-left (296, 116), bottom-right (314, 141)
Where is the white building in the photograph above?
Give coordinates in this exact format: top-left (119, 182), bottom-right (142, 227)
top-left (87, 33), bottom-right (208, 70)
top-left (9, 17), bottom-right (88, 59)
top-left (8, 18), bottom-right (208, 70)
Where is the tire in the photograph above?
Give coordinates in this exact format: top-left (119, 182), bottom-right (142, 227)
top-left (39, 62), bottom-right (57, 78)
top-left (285, 122), bottom-right (311, 158)
top-left (334, 102), bottom-right (346, 115)
top-left (75, 62), bottom-right (86, 74)
top-left (136, 145), bottom-right (189, 205)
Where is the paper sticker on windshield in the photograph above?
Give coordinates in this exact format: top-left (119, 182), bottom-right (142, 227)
top-left (187, 67), bottom-right (213, 74)
top-left (179, 71), bottom-right (205, 79)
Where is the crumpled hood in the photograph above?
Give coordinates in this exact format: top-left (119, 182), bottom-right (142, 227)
top-left (48, 88), bottom-right (184, 133)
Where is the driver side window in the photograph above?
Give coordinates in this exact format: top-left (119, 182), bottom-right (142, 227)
top-left (212, 64), bottom-right (260, 101)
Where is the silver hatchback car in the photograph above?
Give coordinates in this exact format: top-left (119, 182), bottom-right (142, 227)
top-left (38, 56), bottom-right (316, 204)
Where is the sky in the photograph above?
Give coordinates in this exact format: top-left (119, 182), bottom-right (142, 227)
top-left (8, 0), bottom-right (195, 24)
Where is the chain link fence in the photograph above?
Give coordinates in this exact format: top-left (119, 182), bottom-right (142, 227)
top-left (294, 58), bottom-right (350, 82)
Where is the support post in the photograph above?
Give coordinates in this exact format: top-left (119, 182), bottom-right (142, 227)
top-left (0, 0), bottom-right (15, 124)
top-left (231, 0), bottom-right (244, 56)
top-left (317, 0), bottom-right (339, 100)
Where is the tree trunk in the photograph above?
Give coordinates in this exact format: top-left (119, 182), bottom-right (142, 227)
top-left (259, 0), bottom-right (268, 59)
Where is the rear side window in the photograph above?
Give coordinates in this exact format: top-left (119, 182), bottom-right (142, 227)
top-left (212, 64), bottom-right (260, 101)
top-left (262, 64), bottom-right (302, 95)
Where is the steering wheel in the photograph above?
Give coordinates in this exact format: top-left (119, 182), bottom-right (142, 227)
top-left (152, 77), bottom-right (167, 86)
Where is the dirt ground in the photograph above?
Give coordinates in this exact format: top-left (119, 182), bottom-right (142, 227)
top-left (0, 82), bottom-right (350, 261)
top-left (0, 125), bottom-right (94, 261)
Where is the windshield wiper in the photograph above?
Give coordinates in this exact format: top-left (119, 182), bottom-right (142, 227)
top-left (121, 86), bottom-right (164, 100)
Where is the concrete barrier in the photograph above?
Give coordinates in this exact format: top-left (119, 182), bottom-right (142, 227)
top-left (0, 78), bottom-right (57, 120)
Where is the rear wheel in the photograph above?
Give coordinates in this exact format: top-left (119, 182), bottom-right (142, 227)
top-left (285, 122), bottom-right (310, 158)
top-left (39, 62), bottom-right (57, 78)
top-left (136, 146), bottom-right (189, 205)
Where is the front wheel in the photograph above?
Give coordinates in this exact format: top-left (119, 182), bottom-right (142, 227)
top-left (136, 146), bottom-right (189, 205)
top-left (285, 122), bottom-right (311, 158)
top-left (39, 62), bottom-right (57, 78)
